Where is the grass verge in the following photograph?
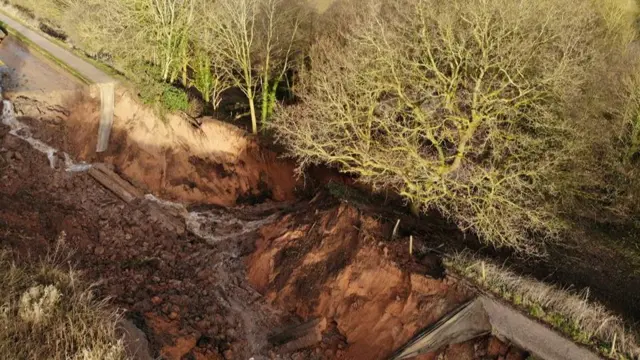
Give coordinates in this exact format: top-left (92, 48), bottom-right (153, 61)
top-left (0, 234), bottom-right (127, 360)
top-left (445, 252), bottom-right (640, 360)
top-left (0, 2), bottom-right (193, 118)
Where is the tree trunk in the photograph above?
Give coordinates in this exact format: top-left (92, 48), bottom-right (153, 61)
top-left (261, 78), bottom-right (269, 124)
top-left (248, 95), bottom-right (258, 134)
top-left (162, 61), bottom-right (171, 82)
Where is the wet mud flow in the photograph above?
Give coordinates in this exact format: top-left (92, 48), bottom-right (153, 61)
top-left (0, 87), bottom-right (295, 359)
top-left (0, 82), bottom-right (528, 359)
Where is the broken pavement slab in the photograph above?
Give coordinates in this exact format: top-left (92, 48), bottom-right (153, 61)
top-left (119, 320), bottom-right (153, 360)
top-left (88, 163), bottom-right (143, 204)
top-left (390, 296), bottom-right (602, 360)
top-left (480, 296), bottom-right (601, 360)
top-left (389, 299), bottom-right (491, 360)
top-left (88, 163), bottom-right (186, 234)
top-left (269, 318), bottom-right (328, 354)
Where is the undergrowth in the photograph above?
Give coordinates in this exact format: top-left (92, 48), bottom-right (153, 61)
top-left (161, 86), bottom-right (189, 112)
top-left (0, 234), bottom-right (127, 360)
top-left (446, 252), bottom-right (640, 360)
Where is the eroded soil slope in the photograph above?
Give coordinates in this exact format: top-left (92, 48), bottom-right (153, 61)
top-left (9, 88), bottom-right (298, 207)
top-left (247, 199), bottom-right (529, 359)
top-left (0, 119), bottom-right (291, 359)
top-left (1, 48), bottom-right (529, 359)
top-left (0, 114), bottom-right (529, 360)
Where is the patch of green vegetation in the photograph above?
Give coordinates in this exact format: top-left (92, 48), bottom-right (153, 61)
top-left (547, 313), bottom-right (589, 343)
top-left (513, 293), bottom-right (523, 306)
top-left (528, 303), bottom-right (545, 318)
top-left (131, 64), bottom-right (189, 117)
top-left (162, 86), bottom-right (189, 112)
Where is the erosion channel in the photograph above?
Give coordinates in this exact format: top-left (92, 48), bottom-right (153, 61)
top-left (0, 30), bottom-right (538, 360)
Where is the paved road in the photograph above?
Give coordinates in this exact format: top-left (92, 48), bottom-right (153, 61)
top-left (0, 10), bottom-right (115, 151)
top-left (0, 36), bottom-right (82, 96)
top-left (0, 11), bottom-right (113, 84)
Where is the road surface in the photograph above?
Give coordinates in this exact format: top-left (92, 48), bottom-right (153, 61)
top-left (0, 11), bottom-right (112, 84)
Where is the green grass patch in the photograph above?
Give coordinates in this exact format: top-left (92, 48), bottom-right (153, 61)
top-left (162, 86), bottom-right (189, 112)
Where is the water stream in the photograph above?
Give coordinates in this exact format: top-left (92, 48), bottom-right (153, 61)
top-left (0, 88), bottom-right (280, 358)
top-left (1, 85), bottom-right (91, 171)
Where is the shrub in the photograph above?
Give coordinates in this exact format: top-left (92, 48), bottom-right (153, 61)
top-left (270, 0), bottom-right (640, 252)
top-left (0, 238), bottom-right (126, 360)
top-left (162, 86), bottom-right (189, 112)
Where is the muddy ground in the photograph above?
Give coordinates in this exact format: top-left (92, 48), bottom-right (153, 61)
top-left (0, 120), bottom-right (284, 359)
top-left (0, 111), bottom-right (533, 359)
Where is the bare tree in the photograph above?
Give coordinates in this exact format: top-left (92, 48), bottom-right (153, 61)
top-left (204, 0), bottom-right (259, 132)
top-left (257, 0), bottom-right (306, 125)
top-left (191, 47), bottom-right (232, 110)
top-left (145, 0), bottom-right (196, 81)
top-left (270, 0), bottom-right (640, 252)
top-left (63, 0), bottom-right (195, 82)
top-left (204, 0), bottom-right (307, 134)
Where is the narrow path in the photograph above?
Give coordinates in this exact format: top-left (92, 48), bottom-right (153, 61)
top-left (0, 36), bottom-right (82, 95)
top-left (0, 11), bottom-right (116, 151)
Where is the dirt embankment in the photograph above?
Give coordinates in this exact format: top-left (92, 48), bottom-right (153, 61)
top-left (0, 119), bottom-right (292, 359)
top-left (1, 47), bottom-right (530, 359)
top-left (1, 89), bottom-right (534, 360)
top-left (10, 86), bottom-right (298, 206)
top-left (247, 200), bottom-right (477, 359)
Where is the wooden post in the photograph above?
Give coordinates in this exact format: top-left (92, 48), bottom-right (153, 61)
top-left (391, 219), bottom-right (401, 240)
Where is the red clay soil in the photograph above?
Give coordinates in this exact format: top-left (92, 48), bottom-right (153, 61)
top-left (2, 83), bottom-right (531, 359)
top-left (10, 90), bottom-right (298, 207)
top-left (248, 200), bottom-right (473, 359)
top-left (0, 110), bottom-right (531, 360)
top-left (0, 121), bottom-right (287, 359)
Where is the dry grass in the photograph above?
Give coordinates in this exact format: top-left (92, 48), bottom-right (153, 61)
top-left (446, 252), bottom-right (640, 360)
top-left (0, 235), bottom-right (127, 360)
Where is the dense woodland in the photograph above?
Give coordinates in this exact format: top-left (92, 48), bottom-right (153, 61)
top-left (13, 0), bottom-right (640, 253)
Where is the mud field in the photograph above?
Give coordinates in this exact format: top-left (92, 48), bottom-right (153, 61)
top-left (0, 64), bottom-right (528, 359)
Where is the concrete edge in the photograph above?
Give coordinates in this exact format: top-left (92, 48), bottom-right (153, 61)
top-left (480, 295), bottom-right (603, 360)
top-left (389, 294), bottom-right (604, 360)
top-left (389, 298), bottom-right (491, 360)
